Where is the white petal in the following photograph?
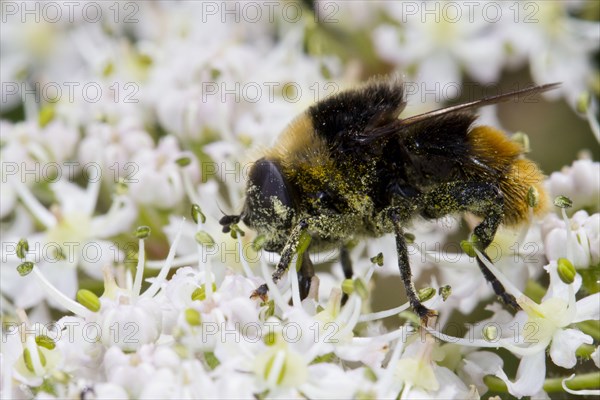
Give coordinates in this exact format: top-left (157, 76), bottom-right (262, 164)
top-left (550, 328), bottom-right (593, 369)
top-left (91, 196), bottom-right (137, 238)
top-left (542, 261), bottom-right (582, 303)
top-left (495, 351), bottom-right (546, 398)
top-left (51, 180), bottom-right (91, 217)
top-left (573, 293), bottom-right (600, 323)
top-left (591, 346), bottom-right (600, 369)
top-left (530, 388), bottom-right (551, 400)
top-left (0, 182), bottom-right (16, 219)
top-left (462, 351), bottom-right (504, 394)
top-left (78, 240), bottom-right (122, 280)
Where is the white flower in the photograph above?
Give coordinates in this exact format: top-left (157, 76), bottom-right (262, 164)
top-left (0, 120), bottom-right (79, 219)
top-left (373, 4), bottom-right (506, 87)
top-left (78, 118), bottom-right (154, 184)
top-left (395, 333), bottom-right (477, 399)
top-left (99, 297), bottom-right (163, 352)
top-left (2, 179), bottom-right (136, 309)
top-left (546, 159), bottom-right (600, 214)
top-left (128, 136), bottom-right (199, 208)
top-left (542, 210), bottom-right (600, 268)
top-left (483, 256), bottom-right (597, 397)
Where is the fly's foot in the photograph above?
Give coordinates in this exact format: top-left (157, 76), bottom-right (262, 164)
top-left (414, 304), bottom-right (438, 327)
top-left (499, 292), bottom-right (521, 311)
top-left (251, 284), bottom-right (269, 302)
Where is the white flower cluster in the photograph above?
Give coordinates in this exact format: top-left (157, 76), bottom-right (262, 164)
top-left (1, 1), bottom-right (598, 399)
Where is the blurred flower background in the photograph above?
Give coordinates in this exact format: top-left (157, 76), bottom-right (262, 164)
top-left (0, 1), bottom-right (599, 399)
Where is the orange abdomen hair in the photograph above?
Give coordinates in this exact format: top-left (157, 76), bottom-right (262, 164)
top-left (468, 126), bottom-right (549, 225)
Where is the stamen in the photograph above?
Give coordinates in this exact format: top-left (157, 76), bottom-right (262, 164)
top-left (474, 248), bottom-right (525, 300)
top-left (146, 254), bottom-right (198, 270)
top-left (364, 264), bottom-right (376, 283)
top-left (560, 208), bottom-right (574, 263)
top-left (238, 236), bottom-right (253, 277)
top-left (142, 219), bottom-right (184, 298)
top-left (353, 325), bottom-right (414, 344)
top-left (197, 226), bottom-right (214, 300)
top-left (31, 266), bottom-right (90, 317)
top-left (132, 238), bottom-right (145, 299)
top-left (181, 168), bottom-right (200, 205)
top-left (288, 255), bottom-right (302, 308)
top-left (359, 302), bottom-right (411, 322)
top-left (424, 325), bottom-right (550, 356)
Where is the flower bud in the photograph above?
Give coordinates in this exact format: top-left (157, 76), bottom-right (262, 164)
top-left (135, 226), bottom-right (151, 239)
top-left (185, 308), bottom-right (201, 326)
top-left (35, 335), bottom-right (56, 350)
top-left (175, 156), bottom-right (191, 167)
top-left (526, 186), bottom-right (539, 208)
top-left (191, 283), bottom-right (218, 301)
top-left (191, 204), bottom-right (206, 224)
top-left (403, 232), bottom-right (415, 243)
top-left (370, 252), bottom-right (384, 266)
top-left (341, 279), bottom-right (354, 295)
top-left (17, 238), bottom-right (29, 259)
top-left (417, 287), bottom-right (436, 302)
top-left (17, 261), bottom-right (34, 277)
top-left (553, 195), bottom-right (573, 209)
top-left (76, 289), bottom-right (101, 312)
top-left (195, 231), bottom-right (215, 246)
top-left (229, 224), bottom-right (245, 239)
top-left (439, 285), bottom-right (452, 301)
top-left (483, 325), bottom-right (499, 342)
top-left (557, 258), bottom-right (576, 284)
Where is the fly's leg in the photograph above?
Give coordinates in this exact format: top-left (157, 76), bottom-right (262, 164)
top-left (423, 182), bottom-right (519, 310)
top-left (251, 219), bottom-right (309, 301)
top-left (340, 246), bottom-right (353, 305)
top-left (298, 251), bottom-right (315, 300)
top-left (390, 210), bottom-right (438, 326)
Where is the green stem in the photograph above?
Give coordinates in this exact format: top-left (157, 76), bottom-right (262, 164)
top-left (575, 343), bottom-right (596, 359)
top-left (543, 372), bottom-right (600, 392)
top-left (524, 279), bottom-right (547, 303)
top-left (577, 320), bottom-right (600, 341)
top-left (484, 372), bottom-right (600, 393)
top-left (483, 376), bottom-right (507, 392)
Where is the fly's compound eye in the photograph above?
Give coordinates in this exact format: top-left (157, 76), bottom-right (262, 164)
top-left (242, 158), bottom-right (296, 230)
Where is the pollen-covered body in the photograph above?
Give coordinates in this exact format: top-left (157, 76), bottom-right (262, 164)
top-left (248, 81), bottom-right (548, 252)
top-left (226, 79), bottom-right (558, 320)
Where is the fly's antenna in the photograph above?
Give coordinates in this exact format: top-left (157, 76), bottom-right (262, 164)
top-left (217, 202), bottom-right (241, 233)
